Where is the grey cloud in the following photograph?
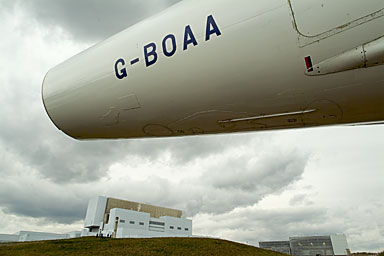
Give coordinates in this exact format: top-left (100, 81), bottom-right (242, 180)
top-left (231, 207), bottom-right (384, 251)
top-left (194, 207), bottom-right (354, 249)
top-left (125, 134), bottom-right (253, 165)
top-left (207, 151), bottom-right (306, 192)
top-left (380, 225), bottom-right (384, 237)
top-left (179, 150), bottom-right (309, 215)
top-left (193, 207), bottom-right (333, 245)
top-left (0, 176), bottom-right (88, 223)
top-left (0, 145), bottom-right (309, 223)
top-left (0, 98), bottom-right (129, 183)
top-left (1, 0), bottom-right (181, 42)
top-left (289, 194), bottom-right (314, 206)
top-left (178, 150), bottom-right (309, 216)
top-left (0, 113), bottom-right (257, 183)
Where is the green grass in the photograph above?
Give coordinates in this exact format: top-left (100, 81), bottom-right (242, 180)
top-left (378, 251), bottom-right (384, 256)
top-left (0, 237), bottom-right (287, 256)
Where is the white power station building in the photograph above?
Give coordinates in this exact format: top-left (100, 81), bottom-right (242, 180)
top-left (81, 196), bottom-right (192, 238)
top-left (0, 196), bottom-right (192, 243)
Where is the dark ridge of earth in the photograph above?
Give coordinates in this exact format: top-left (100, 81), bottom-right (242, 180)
top-left (0, 237), bottom-right (289, 256)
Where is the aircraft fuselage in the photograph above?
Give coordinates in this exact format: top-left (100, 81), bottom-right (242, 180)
top-left (42, 0), bottom-right (384, 139)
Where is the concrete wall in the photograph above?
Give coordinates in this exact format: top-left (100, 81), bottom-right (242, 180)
top-left (160, 216), bottom-right (192, 236)
top-left (0, 234), bottom-right (19, 242)
top-left (104, 208), bottom-right (151, 235)
top-left (1, 231), bottom-right (81, 243)
top-left (17, 231), bottom-right (67, 242)
top-left (84, 196), bottom-right (108, 229)
top-left (330, 234), bottom-right (349, 255)
top-left (103, 208), bottom-right (192, 238)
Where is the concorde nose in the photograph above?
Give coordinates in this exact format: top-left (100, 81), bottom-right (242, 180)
top-left (41, 57), bottom-right (114, 140)
top-left (41, 68), bottom-right (85, 139)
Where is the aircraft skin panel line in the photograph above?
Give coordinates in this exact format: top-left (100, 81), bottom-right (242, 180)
top-left (219, 110), bottom-right (317, 123)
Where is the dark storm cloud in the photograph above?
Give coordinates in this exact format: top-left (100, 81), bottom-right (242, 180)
top-left (1, 0), bottom-right (181, 42)
top-left (0, 80), bottom-right (129, 183)
top-left (0, 179), bottom-right (88, 223)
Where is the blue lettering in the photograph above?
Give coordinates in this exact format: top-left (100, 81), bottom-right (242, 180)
top-left (162, 34), bottom-right (177, 57)
top-left (114, 58), bottom-right (127, 80)
top-left (183, 25), bottom-right (198, 51)
top-left (115, 16), bottom-right (223, 72)
top-left (206, 15), bottom-right (222, 41)
top-left (144, 43), bottom-right (158, 67)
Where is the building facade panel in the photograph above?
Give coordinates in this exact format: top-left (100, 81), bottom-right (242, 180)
top-left (0, 234), bottom-right (19, 242)
top-left (17, 231), bottom-right (67, 242)
top-left (330, 235), bottom-right (349, 256)
top-left (290, 236), bottom-right (334, 256)
top-left (83, 196), bottom-right (108, 230)
top-left (259, 241), bottom-right (292, 255)
top-left (260, 235), bottom-right (350, 256)
top-left (102, 208), bottom-right (192, 238)
top-left (105, 198), bottom-right (182, 219)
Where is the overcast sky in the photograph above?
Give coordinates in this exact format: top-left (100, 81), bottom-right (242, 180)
top-left (0, 0), bottom-right (383, 252)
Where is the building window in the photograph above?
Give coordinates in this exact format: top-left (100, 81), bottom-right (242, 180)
top-left (139, 222), bottom-right (144, 226)
top-left (130, 221), bottom-right (135, 225)
top-left (120, 220), bottom-right (126, 223)
top-left (185, 228), bottom-right (189, 231)
top-left (177, 227), bottom-right (182, 230)
top-left (170, 226), bottom-right (174, 229)
top-left (149, 221), bottom-right (165, 226)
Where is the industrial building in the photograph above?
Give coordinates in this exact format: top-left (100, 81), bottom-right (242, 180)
top-left (0, 231), bottom-right (81, 243)
top-left (260, 235), bottom-right (350, 256)
top-left (0, 196), bottom-right (192, 242)
top-left (81, 196), bottom-right (192, 238)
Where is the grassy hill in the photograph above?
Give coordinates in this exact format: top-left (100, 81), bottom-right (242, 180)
top-left (0, 237), bottom-right (287, 256)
